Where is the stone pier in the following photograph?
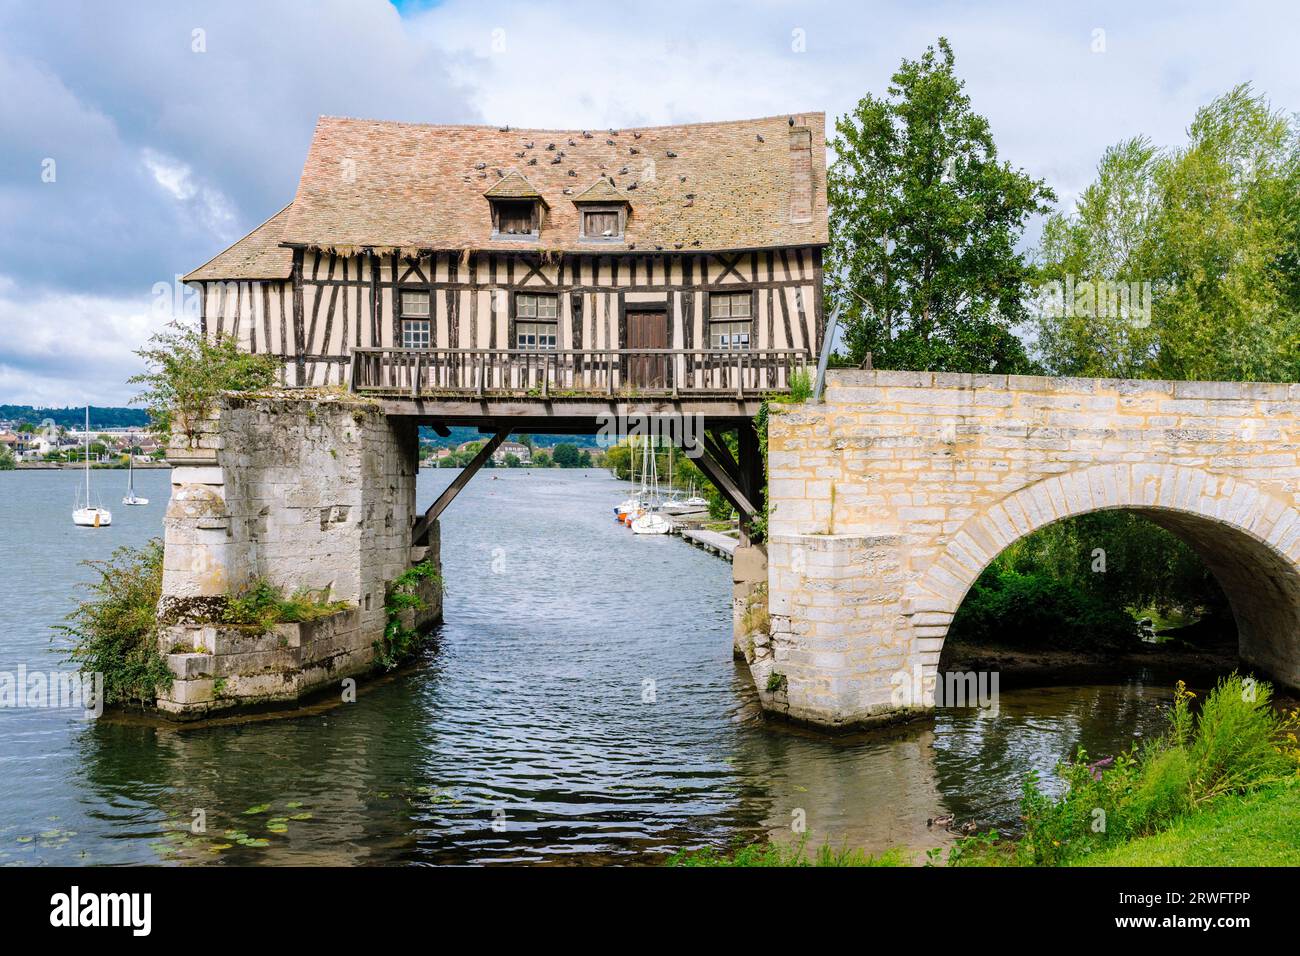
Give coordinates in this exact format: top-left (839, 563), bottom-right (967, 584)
top-left (157, 392), bottom-right (441, 719)
top-left (760, 370), bottom-right (1300, 730)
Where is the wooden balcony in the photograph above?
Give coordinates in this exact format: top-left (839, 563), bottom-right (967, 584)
top-left (349, 347), bottom-right (811, 402)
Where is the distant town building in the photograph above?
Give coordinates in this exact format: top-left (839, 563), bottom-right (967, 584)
top-left (492, 441), bottom-right (532, 464)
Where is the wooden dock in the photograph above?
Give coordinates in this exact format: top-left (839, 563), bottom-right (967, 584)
top-left (677, 527), bottom-right (738, 559)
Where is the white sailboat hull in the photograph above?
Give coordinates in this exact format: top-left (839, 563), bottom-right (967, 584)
top-left (122, 495), bottom-right (149, 506)
top-left (73, 507), bottom-right (112, 527)
top-left (631, 513), bottom-right (672, 535)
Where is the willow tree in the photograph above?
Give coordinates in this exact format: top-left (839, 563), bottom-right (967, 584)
top-left (1035, 85), bottom-right (1300, 382)
top-left (828, 38), bottom-right (1054, 372)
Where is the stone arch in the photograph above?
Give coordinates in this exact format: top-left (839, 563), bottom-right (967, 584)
top-left (905, 463), bottom-right (1300, 691)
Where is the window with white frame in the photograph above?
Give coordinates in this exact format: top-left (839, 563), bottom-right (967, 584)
top-left (515, 293), bottom-right (558, 350)
top-left (401, 290), bottom-right (431, 348)
top-left (708, 291), bottom-right (753, 349)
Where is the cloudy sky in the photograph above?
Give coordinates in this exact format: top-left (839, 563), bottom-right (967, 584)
top-left (1, 0), bottom-right (1296, 405)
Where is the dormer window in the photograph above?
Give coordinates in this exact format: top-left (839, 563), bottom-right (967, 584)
top-left (494, 199), bottom-right (539, 237)
top-left (484, 171), bottom-right (547, 241)
top-left (572, 179), bottom-right (630, 242)
top-left (581, 207), bottom-right (624, 240)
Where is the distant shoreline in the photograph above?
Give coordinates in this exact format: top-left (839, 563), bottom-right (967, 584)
top-left (8, 462), bottom-right (172, 471)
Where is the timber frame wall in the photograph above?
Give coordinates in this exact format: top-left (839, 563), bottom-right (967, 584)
top-left (194, 247), bottom-right (825, 387)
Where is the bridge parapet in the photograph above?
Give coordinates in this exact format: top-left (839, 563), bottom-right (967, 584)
top-left (761, 370), bottom-right (1300, 729)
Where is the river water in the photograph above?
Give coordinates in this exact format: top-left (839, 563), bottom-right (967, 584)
top-left (0, 467), bottom-right (1178, 865)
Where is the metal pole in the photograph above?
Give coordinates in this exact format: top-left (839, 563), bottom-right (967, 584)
top-left (811, 305), bottom-right (842, 403)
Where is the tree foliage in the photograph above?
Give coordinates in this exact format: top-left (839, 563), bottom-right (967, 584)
top-left (130, 321), bottom-right (280, 440)
top-left (1034, 85), bottom-right (1300, 381)
top-left (828, 37), bottom-right (1054, 372)
top-left (57, 540), bottom-right (172, 707)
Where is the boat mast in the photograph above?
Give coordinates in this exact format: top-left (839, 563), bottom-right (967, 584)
top-left (84, 405), bottom-right (90, 504)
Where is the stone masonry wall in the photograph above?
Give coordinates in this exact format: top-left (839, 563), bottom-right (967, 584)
top-left (157, 393), bottom-right (441, 718)
top-left (764, 370), bottom-right (1300, 729)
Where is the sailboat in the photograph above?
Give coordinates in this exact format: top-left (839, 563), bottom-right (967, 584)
top-left (122, 433), bottom-right (148, 505)
top-left (664, 480), bottom-right (709, 515)
top-left (614, 437), bottom-right (642, 518)
top-left (72, 406), bottom-right (112, 527)
top-left (631, 438), bottom-right (671, 535)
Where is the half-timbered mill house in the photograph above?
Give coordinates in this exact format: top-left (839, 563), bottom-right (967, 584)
top-left (184, 112), bottom-right (828, 396)
top-left (160, 112), bottom-right (828, 718)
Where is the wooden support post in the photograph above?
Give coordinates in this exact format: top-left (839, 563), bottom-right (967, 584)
top-left (694, 441), bottom-right (759, 527)
top-left (737, 419), bottom-right (765, 519)
top-left (411, 427), bottom-right (510, 545)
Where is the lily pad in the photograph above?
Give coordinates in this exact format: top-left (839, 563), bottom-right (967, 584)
top-left (289, 813), bottom-right (312, 821)
top-left (243, 804), bottom-right (271, 815)
top-left (267, 823), bottom-right (288, 834)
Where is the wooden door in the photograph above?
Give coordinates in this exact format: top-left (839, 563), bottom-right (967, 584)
top-left (626, 309), bottom-right (668, 388)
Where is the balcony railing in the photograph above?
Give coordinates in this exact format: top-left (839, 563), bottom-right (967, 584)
top-left (349, 347), bottom-right (810, 400)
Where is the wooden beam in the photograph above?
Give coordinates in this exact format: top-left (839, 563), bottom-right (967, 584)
top-left (704, 430), bottom-right (743, 488)
top-left (737, 419), bottom-right (765, 516)
top-left (695, 441), bottom-right (759, 525)
top-left (411, 427), bottom-right (510, 545)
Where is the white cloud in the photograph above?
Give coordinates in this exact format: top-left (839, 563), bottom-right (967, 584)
top-left (3, 0), bottom-right (1298, 404)
top-left (411, 0), bottom-right (1300, 212)
top-left (141, 148), bottom-right (238, 240)
top-left (0, 287), bottom-right (170, 406)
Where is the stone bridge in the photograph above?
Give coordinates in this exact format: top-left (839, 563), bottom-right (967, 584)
top-left (757, 370), bottom-right (1300, 729)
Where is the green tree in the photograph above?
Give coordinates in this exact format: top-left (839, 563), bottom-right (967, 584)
top-left (0, 445), bottom-right (15, 470)
top-left (1032, 138), bottom-right (1163, 378)
top-left (1035, 85), bottom-right (1300, 382)
top-left (131, 321), bottom-right (279, 441)
top-left (532, 451), bottom-right (551, 468)
top-left (503, 452), bottom-right (521, 467)
top-left (828, 37), bottom-right (1054, 372)
top-left (552, 443), bottom-right (581, 468)
top-left (604, 444), bottom-right (631, 480)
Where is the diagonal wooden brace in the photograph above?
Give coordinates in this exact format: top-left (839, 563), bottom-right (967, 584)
top-left (411, 427), bottom-right (510, 545)
top-left (693, 441), bottom-right (759, 527)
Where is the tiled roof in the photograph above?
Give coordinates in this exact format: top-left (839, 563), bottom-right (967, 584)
top-left (571, 178), bottom-right (629, 204)
top-left (279, 112), bottom-right (827, 254)
top-left (482, 170), bottom-right (547, 203)
top-left (184, 204), bottom-right (294, 281)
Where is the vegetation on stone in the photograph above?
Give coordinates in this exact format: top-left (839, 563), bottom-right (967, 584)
top-left (56, 539), bottom-right (172, 707)
top-left (130, 320), bottom-right (280, 441)
top-left (221, 578), bottom-right (350, 634)
top-left (374, 561), bottom-right (442, 670)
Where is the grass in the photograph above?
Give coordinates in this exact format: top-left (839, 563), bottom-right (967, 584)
top-left (951, 674), bottom-right (1300, 867)
top-left (668, 838), bottom-right (908, 867)
top-left (1074, 782), bottom-right (1300, 866)
top-left (222, 578), bottom-right (350, 634)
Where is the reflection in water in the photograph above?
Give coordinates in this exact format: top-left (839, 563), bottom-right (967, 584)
top-left (0, 469), bottom-right (1179, 865)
